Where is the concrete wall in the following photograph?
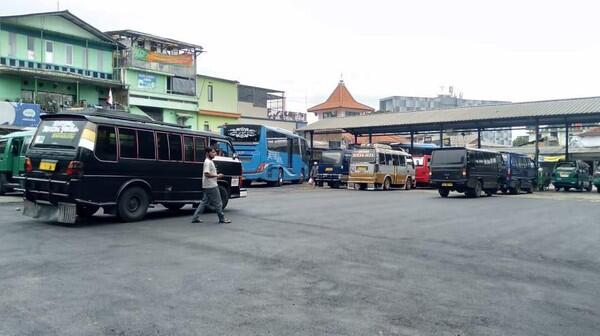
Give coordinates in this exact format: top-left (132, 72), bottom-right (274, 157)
top-left (197, 76), bottom-right (238, 114)
top-left (0, 75), bottom-right (22, 101)
top-left (238, 101), bottom-right (267, 118)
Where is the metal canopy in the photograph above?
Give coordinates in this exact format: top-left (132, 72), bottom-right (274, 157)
top-left (300, 96), bottom-right (600, 135)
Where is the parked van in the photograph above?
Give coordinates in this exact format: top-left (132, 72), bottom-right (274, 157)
top-left (430, 147), bottom-right (502, 198)
top-left (0, 130), bottom-right (34, 194)
top-left (348, 144), bottom-right (415, 190)
top-left (315, 149), bottom-right (352, 188)
top-left (551, 160), bottom-right (592, 192)
top-left (23, 110), bottom-right (246, 224)
top-left (499, 152), bottom-right (537, 194)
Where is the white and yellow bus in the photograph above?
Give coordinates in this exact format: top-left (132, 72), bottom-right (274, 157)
top-left (348, 144), bottom-right (416, 190)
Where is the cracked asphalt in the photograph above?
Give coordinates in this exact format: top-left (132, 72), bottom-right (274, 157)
top-left (1, 186), bottom-right (599, 335)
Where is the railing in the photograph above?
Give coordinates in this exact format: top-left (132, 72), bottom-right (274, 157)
top-left (0, 56), bottom-right (114, 81)
top-left (119, 52), bottom-right (195, 78)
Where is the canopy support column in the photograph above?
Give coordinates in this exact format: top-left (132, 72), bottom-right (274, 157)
top-left (309, 131), bottom-right (314, 163)
top-left (565, 121), bottom-right (570, 161)
top-left (439, 127), bottom-right (444, 148)
top-left (535, 122), bottom-right (540, 168)
top-left (410, 131), bottom-right (414, 153)
top-left (354, 133), bottom-right (358, 145)
top-left (477, 128), bottom-right (482, 148)
top-left (368, 129), bottom-right (372, 144)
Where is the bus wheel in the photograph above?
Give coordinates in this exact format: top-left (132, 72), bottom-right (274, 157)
top-left (439, 189), bottom-right (450, 198)
top-left (219, 185), bottom-right (230, 210)
top-left (117, 186), bottom-right (150, 222)
top-left (0, 173), bottom-right (7, 195)
top-left (162, 203), bottom-right (184, 211)
top-left (276, 169), bottom-right (284, 187)
top-left (404, 178), bottom-right (412, 190)
top-left (76, 204), bottom-right (99, 217)
top-left (467, 181), bottom-right (482, 198)
top-left (383, 177), bottom-right (392, 191)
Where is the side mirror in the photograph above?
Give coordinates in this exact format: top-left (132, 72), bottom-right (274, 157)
top-left (233, 153), bottom-right (239, 160)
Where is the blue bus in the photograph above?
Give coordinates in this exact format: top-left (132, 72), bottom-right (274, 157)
top-left (223, 124), bottom-right (309, 187)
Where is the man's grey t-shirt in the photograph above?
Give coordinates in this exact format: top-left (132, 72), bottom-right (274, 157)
top-left (202, 158), bottom-right (218, 189)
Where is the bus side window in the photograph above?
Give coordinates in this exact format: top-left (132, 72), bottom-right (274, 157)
top-left (118, 128), bottom-right (137, 159)
top-left (194, 136), bottom-right (206, 162)
top-left (183, 136), bottom-right (194, 162)
top-left (379, 153), bottom-right (386, 165)
top-left (399, 155), bottom-right (406, 167)
top-left (138, 130), bottom-right (155, 160)
top-left (157, 133), bottom-right (170, 161)
top-left (169, 134), bottom-right (182, 161)
top-left (95, 126), bottom-right (117, 161)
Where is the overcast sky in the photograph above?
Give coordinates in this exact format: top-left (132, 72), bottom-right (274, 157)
top-left (6, 0), bottom-right (600, 116)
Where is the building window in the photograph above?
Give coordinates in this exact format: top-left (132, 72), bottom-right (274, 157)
top-left (27, 36), bottom-right (35, 60)
top-left (345, 111), bottom-right (360, 117)
top-left (204, 121), bottom-right (210, 132)
top-left (322, 111), bottom-right (337, 119)
top-left (207, 84), bottom-right (213, 102)
top-left (45, 41), bottom-right (54, 63)
top-left (66, 45), bottom-right (73, 65)
top-left (8, 33), bottom-right (16, 57)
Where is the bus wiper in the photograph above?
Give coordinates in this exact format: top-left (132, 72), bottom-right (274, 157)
top-left (33, 144), bottom-right (75, 149)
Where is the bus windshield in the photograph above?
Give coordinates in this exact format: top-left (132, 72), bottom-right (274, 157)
top-left (224, 125), bottom-right (261, 143)
top-left (431, 149), bottom-right (466, 166)
top-left (32, 120), bottom-right (87, 149)
top-left (351, 149), bottom-right (376, 163)
top-left (321, 151), bottom-right (343, 165)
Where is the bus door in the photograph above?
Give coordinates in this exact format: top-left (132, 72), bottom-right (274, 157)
top-left (10, 138), bottom-right (23, 177)
top-left (287, 138), bottom-right (293, 168)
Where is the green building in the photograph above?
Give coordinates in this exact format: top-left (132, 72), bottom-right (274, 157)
top-left (107, 30), bottom-right (203, 128)
top-left (197, 74), bottom-right (240, 133)
top-left (0, 11), bottom-right (124, 112)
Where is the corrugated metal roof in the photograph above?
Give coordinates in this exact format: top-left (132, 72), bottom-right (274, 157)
top-left (301, 96), bottom-right (600, 132)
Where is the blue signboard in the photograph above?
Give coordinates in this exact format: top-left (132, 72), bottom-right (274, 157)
top-left (138, 74), bottom-right (156, 89)
top-left (0, 102), bottom-right (41, 127)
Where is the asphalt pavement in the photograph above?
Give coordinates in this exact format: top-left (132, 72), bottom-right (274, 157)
top-left (1, 186), bottom-right (599, 335)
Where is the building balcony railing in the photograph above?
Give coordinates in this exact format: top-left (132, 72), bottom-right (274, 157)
top-left (0, 56), bottom-right (114, 81)
top-left (118, 52), bottom-right (195, 78)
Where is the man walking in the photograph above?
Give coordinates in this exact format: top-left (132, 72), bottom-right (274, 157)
top-left (191, 147), bottom-right (231, 224)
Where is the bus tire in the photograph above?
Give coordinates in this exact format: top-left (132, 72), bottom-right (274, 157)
top-left (439, 189), bottom-right (450, 198)
top-left (117, 186), bottom-right (150, 222)
top-left (219, 185), bottom-right (230, 210)
top-left (0, 173), bottom-right (6, 195)
top-left (162, 203), bottom-right (185, 211)
top-left (404, 177), bottom-right (412, 190)
top-left (383, 177), bottom-right (392, 190)
top-left (76, 204), bottom-right (99, 217)
top-left (275, 169), bottom-right (284, 187)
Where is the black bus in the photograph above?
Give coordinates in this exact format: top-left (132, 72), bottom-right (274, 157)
top-left (430, 147), bottom-right (503, 198)
top-left (23, 110), bottom-right (246, 224)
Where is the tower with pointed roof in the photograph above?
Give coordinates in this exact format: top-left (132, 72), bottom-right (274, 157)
top-left (308, 80), bottom-right (374, 120)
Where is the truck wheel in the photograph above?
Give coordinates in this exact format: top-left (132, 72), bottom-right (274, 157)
top-left (438, 189), bottom-right (450, 198)
top-left (117, 186), bottom-right (150, 222)
top-left (76, 204), bottom-right (99, 217)
top-left (586, 183), bottom-right (593, 192)
top-left (219, 185), bottom-right (230, 210)
top-left (510, 183), bottom-right (521, 195)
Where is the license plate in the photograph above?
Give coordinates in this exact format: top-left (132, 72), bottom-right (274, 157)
top-left (231, 177), bottom-right (239, 187)
top-left (441, 182), bottom-right (453, 187)
top-left (39, 160), bottom-right (57, 171)
top-left (560, 173), bottom-right (569, 177)
top-left (356, 166), bottom-right (367, 172)
top-left (325, 168), bottom-right (333, 172)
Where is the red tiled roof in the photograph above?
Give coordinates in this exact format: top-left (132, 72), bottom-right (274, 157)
top-left (342, 133), bottom-right (408, 144)
top-left (308, 81), bottom-right (374, 112)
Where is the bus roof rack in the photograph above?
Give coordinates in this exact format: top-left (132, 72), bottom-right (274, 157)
top-left (48, 108), bottom-right (192, 129)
